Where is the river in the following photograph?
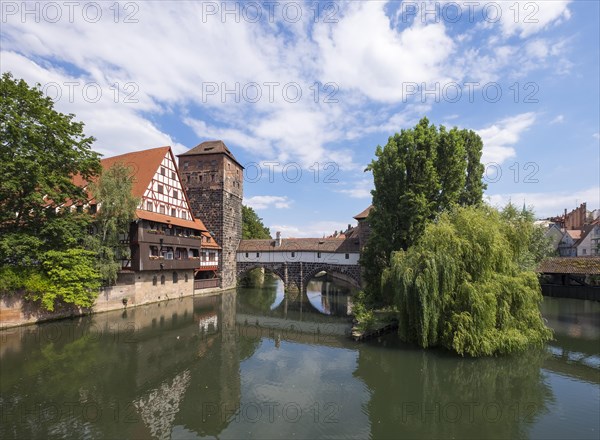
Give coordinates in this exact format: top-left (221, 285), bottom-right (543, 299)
top-left (1, 276), bottom-right (598, 439)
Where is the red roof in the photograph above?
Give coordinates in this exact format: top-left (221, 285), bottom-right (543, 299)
top-left (73, 146), bottom-right (171, 199)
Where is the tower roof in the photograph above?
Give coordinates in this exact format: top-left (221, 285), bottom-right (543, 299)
top-left (178, 140), bottom-right (243, 168)
top-left (353, 205), bottom-right (373, 220)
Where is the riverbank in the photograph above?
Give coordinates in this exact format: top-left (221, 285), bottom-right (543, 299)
top-left (0, 276), bottom-right (226, 329)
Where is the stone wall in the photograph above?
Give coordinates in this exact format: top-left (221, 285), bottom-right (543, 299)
top-left (0, 269), bottom-right (224, 329)
top-left (180, 153), bottom-right (243, 290)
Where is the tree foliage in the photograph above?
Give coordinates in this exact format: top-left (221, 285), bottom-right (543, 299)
top-left (362, 117), bottom-right (486, 303)
top-left (85, 163), bottom-right (139, 285)
top-left (0, 73), bottom-right (103, 310)
top-left (242, 205), bottom-right (271, 239)
top-left (0, 72), bottom-right (101, 235)
top-left (383, 205), bottom-right (552, 357)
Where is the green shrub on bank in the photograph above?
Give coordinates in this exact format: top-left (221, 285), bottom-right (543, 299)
top-left (0, 249), bottom-right (101, 311)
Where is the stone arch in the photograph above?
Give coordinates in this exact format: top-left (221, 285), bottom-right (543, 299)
top-left (236, 263), bottom-right (289, 288)
top-left (301, 265), bottom-right (361, 290)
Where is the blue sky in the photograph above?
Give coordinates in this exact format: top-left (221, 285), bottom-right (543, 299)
top-left (1, 1), bottom-right (598, 236)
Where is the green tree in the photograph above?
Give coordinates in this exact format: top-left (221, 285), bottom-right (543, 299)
top-left (0, 72), bottom-right (101, 266)
top-left (86, 163), bottom-right (139, 285)
top-left (383, 205), bottom-right (552, 356)
top-left (242, 205), bottom-right (271, 239)
top-left (0, 72), bottom-right (100, 234)
top-left (362, 117), bottom-right (486, 304)
top-left (0, 73), bottom-right (103, 310)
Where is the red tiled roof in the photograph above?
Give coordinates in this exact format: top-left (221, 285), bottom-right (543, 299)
top-left (238, 237), bottom-right (360, 253)
top-left (537, 257), bottom-right (600, 274)
top-left (354, 205), bottom-right (372, 220)
top-left (73, 146), bottom-right (171, 200)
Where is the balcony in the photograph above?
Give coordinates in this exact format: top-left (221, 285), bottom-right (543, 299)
top-left (194, 278), bottom-right (220, 290)
top-left (141, 256), bottom-right (201, 271)
top-left (137, 228), bottom-right (204, 248)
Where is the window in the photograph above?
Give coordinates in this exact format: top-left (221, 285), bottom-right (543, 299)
top-left (317, 252), bottom-right (322, 258)
top-left (146, 201), bottom-right (153, 211)
top-left (345, 253), bottom-right (349, 259)
top-left (245, 252), bottom-right (249, 258)
top-left (161, 275), bottom-right (165, 285)
top-left (89, 204), bottom-right (97, 214)
top-left (256, 252), bottom-right (260, 258)
top-left (181, 211), bottom-right (186, 220)
top-left (159, 205), bottom-right (166, 214)
top-left (171, 171), bottom-right (176, 179)
top-left (150, 246), bottom-right (159, 257)
top-left (152, 275), bottom-right (157, 286)
top-left (171, 208), bottom-right (177, 217)
top-left (183, 161), bottom-right (189, 170)
top-left (162, 247), bottom-right (174, 260)
top-left (201, 251), bottom-right (207, 261)
top-left (185, 273), bottom-right (188, 282)
top-left (157, 184), bottom-right (164, 194)
top-left (161, 167), bottom-right (166, 176)
top-left (173, 190), bottom-right (178, 199)
top-left (291, 252), bottom-right (295, 258)
top-left (209, 252), bottom-right (216, 262)
top-left (199, 174), bottom-right (203, 182)
top-left (582, 249), bottom-right (587, 255)
top-left (173, 272), bottom-right (178, 283)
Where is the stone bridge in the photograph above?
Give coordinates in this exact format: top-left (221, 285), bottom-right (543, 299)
top-left (236, 236), bottom-right (362, 291)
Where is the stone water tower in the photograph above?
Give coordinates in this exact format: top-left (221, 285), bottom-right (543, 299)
top-left (178, 141), bottom-right (243, 289)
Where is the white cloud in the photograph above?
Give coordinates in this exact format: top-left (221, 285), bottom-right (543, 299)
top-left (313, 2), bottom-right (455, 102)
top-left (497, 1), bottom-right (572, 38)
top-left (478, 112), bottom-right (536, 164)
top-left (244, 196), bottom-right (291, 210)
top-left (550, 115), bottom-right (565, 125)
top-left (486, 186), bottom-right (599, 218)
top-left (593, 133), bottom-right (600, 140)
top-left (335, 178), bottom-right (373, 199)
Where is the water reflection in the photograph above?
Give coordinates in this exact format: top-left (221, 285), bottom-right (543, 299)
top-left (0, 283), bottom-right (598, 439)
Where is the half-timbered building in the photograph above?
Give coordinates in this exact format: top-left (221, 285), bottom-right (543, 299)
top-left (76, 146), bottom-right (221, 293)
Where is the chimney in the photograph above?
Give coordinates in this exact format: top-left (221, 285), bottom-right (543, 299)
top-left (275, 231), bottom-right (281, 247)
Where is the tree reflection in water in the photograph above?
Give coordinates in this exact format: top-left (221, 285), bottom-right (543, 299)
top-left (354, 337), bottom-right (553, 440)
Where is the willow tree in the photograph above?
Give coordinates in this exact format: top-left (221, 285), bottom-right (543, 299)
top-left (362, 117), bottom-right (486, 304)
top-left (383, 205), bottom-right (552, 357)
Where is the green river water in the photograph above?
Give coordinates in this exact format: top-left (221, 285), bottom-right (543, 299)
top-left (1, 276), bottom-right (598, 439)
